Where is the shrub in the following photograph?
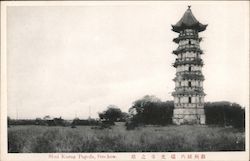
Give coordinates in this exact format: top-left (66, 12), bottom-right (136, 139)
top-left (71, 118), bottom-right (100, 126)
top-left (125, 120), bottom-right (139, 130)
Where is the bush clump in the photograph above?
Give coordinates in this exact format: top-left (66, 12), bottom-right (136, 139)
top-left (205, 102), bottom-right (245, 129)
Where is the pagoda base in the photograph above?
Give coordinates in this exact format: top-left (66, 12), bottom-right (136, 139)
top-left (172, 108), bottom-right (206, 125)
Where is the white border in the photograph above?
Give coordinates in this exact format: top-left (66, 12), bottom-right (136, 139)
top-left (1, 1), bottom-right (249, 161)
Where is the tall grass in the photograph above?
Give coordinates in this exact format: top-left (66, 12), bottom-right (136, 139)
top-left (8, 125), bottom-right (245, 153)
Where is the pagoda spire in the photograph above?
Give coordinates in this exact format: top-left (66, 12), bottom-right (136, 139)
top-left (172, 6), bottom-right (207, 33)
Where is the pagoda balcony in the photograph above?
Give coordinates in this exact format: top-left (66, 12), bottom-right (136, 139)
top-left (173, 58), bottom-right (203, 67)
top-left (173, 73), bottom-right (204, 81)
top-left (173, 35), bottom-right (202, 43)
top-left (174, 103), bottom-right (204, 108)
top-left (172, 45), bottom-right (203, 55)
top-left (172, 90), bottom-right (205, 96)
top-left (176, 70), bottom-right (202, 76)
top-left (178, 44), bottom-right (200, 50)
top-left (175, 86), bottom-right (203, 91)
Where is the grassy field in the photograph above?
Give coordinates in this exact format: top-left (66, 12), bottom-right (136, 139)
top-left (8, 123), bottom-right (245, 153)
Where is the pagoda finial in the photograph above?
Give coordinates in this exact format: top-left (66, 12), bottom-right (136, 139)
top-left (188, 5), bottom-right (191, 9)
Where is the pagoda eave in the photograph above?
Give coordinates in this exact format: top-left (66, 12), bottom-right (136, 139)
top-left (172, 91), bottom-right (206, 96)
top-left (173, 59), bottom-right (204, 67)
top-left (173, 74), bottom-right (205, 81)
top-left (173, 78), bottom-right (205, 82)
top-left (171, 24), bottom-right (207, 33)
top-left (173, 36), bottom-right (202, 44)
top-left (172, 48), bottom-right (203, 55)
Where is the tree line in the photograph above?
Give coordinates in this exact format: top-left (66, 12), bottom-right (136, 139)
top-left (8, 116), bottom-right (100, 127)
top-left (8, 95), bottom-right (245, 129)
top-left (98, 95), bottom-right (245, 129)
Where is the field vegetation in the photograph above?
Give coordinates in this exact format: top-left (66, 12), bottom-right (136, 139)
top-left (8, 124), bottom-right (244, 153)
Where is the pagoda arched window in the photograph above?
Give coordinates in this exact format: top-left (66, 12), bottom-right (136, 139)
top-left (188, 81), bottom-right (191, 87)
top-left (189, 66), bottom-right (192, 72)
top-left (189, 97), bottom-right (192, 103)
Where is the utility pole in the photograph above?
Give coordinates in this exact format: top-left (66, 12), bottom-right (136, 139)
top-left (88, 106), bottom-right (91, 119)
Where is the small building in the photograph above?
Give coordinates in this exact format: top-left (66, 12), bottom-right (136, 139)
top-left (171, 6), bottom-right (207, 125)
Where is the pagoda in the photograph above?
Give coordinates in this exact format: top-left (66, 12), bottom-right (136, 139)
top-left (171, 6), bottom-right (207, 125)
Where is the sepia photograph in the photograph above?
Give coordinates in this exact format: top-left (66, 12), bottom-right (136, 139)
top-left (1, 1), bottom-right (249, 161)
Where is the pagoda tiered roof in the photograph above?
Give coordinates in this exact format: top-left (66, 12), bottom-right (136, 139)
top-left (172, 90), bottom-right (205, 96)
top-left (173, 58), bottom-right (203, 67)
top-left (175, 86), bottom-right (203, 91)
top-left (176, 70), bottom-right (202, 76)
top-left (173, 36), bottom-right (202, 43)
top-left (173, 73), bottom-right (204, 81)
top-left (172, 46), bottom-right (203, 55)
top-left (172, 6), bottom-right (207, 33)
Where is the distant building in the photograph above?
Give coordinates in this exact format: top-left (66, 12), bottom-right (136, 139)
top-left (171, 6), bottom-right (207, 125)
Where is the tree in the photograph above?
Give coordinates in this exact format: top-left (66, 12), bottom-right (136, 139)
top-left (204, 101), bottom-right (245, 129)
top-left (129, 95), bottom-right (161, 117)
top-left (120, 112), bottom-right (129, 121)
top-left (35, 117), bottom-right (46, 125)
top-left (98, 105), bottom-right (124, 123)
top-left (53, 117), bottom-right (65, 126)
top-left (127, 95), bottom-right (174, 127)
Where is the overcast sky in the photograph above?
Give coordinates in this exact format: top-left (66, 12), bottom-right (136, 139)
top-left (6, 1), bottom-right (249, 119)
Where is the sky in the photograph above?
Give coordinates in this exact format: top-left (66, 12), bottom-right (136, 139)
top-left (6, 1), bottom-right (249, 119)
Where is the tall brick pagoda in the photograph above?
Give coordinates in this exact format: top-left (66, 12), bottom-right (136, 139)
top-left (171, 6), bottom-right (207, 125)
